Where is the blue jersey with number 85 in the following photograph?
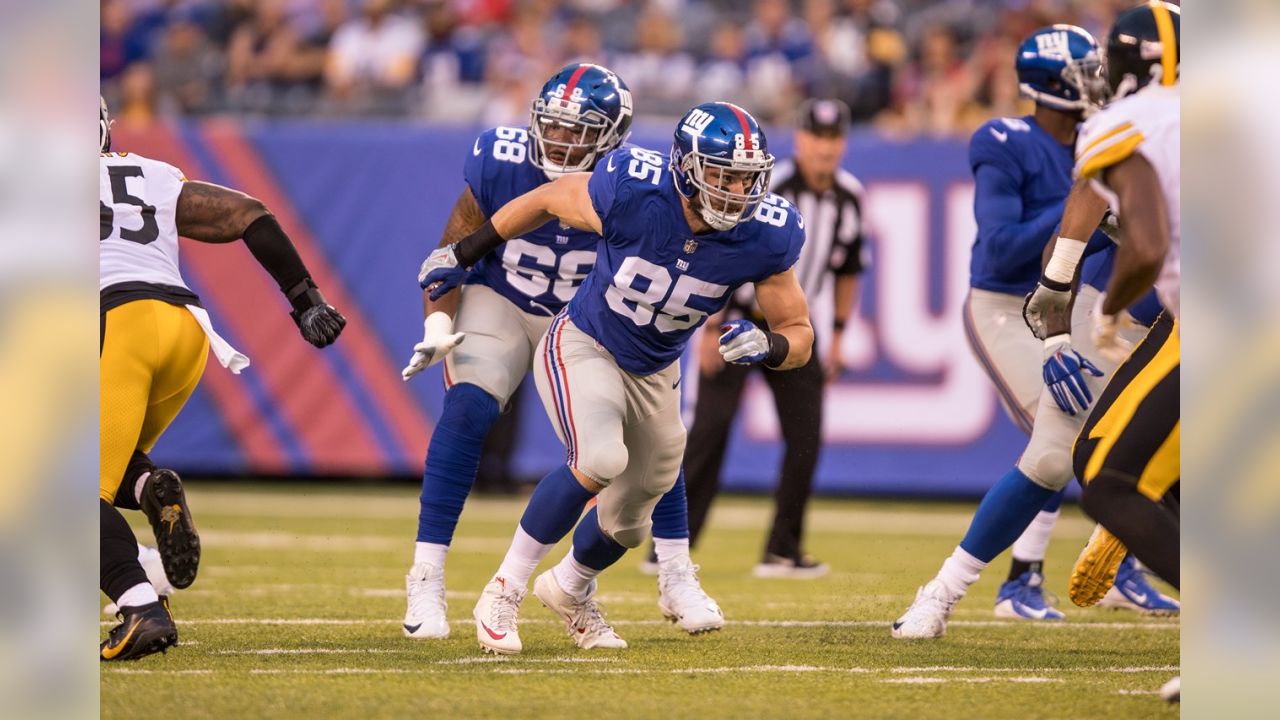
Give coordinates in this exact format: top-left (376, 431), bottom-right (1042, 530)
top-left (463, 126), bottom-right (600, 316)
top-left (569, 147), bottom-right (806, 376)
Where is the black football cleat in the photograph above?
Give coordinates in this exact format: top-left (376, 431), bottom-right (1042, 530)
top-left (100, 598), bottom-right (177, 661)
top-left (139, 469), bottom-right (201, 589)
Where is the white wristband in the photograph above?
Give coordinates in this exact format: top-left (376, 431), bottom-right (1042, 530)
top-left (424, 311), bottom-right (453, 338)
top-left (1044, 236), bottom-right (1087, 284)
top-left (1043, 333), bottom-right (1070, 348)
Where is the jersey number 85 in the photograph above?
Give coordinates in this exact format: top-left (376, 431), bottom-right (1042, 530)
top-left (605, 257), bottom-right (728, 333)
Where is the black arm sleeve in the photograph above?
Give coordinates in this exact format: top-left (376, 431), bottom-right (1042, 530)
top-left (243, 214), bottom-right (311, 291)
top-left (242, 214), bottom-right (326, 316)
top-left (454, 219), bottom-right (507, 268)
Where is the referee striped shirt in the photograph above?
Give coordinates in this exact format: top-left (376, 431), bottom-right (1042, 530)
top-left (728, 159), bottom-right (868, 346)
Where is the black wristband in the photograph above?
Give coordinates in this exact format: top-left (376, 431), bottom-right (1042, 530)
top-left (833, 319), bottom-right (847, 332)
top-left (243, 214), bottom-right (310, 292)
top-left (763, 332), bottom-right (790, 369)
top-left (455, 219), bottom-right (506, 268)
top-left (284, 278), bottom-right (327, 318)
top-left (1038, 274), bottom-right (1072, 293)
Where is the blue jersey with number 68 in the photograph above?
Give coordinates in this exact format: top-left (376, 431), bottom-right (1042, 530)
top-left (569, 146), bottom-right (806, 376)
top-left (463, 126), bottom-right (600, 316)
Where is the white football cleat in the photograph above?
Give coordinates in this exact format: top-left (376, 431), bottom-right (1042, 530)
top-left (892, 579), bottom-right (958, 639)
top-left (1159, 675), bottom-right (1180, 702)
top-left (533, 570), bottom-right (627, 650)
top-left (104, 545), bottom-right (173, 615)
top-left (473, 576), bottom-right (525, 655)
top-left (657, 557), bottom-right (724, 634)
top-left (403, 562), bottom-right (450, 639)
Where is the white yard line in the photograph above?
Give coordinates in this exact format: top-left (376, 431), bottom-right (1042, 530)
top-left (882, 676), bottom-right (1063, 684)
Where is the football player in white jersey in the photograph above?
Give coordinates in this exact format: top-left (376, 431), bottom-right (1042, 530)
top-left (99, 98), bottom-right (346, 661)
top-left (1026, 2), bottom-right (1180, 700)
top-left (1024, 0), bottom-right (1181, 606)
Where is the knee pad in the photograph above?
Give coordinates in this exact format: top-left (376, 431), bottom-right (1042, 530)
top-left (1016, 447), bottom-right (1074, 491)
top-left (576, 440), bottom-right (628, 485)
top-left (441, 383), bottom-right (501, 436)
top-left (606, 517), bottom-right (652, 549)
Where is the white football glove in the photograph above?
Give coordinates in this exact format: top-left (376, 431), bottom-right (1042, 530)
top-left (418, 244), bottom-right (460, 287)
top-left (718, 319), bottom-right (771, 365)
top-left (1090, 293), bottom-right (1135, 364)
top-left (401, 312), bottom-right (465, 381)
top-left (1022, 281), bottom-right (1074, 340)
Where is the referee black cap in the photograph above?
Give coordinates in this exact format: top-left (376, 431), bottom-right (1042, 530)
top-left (797, 98), bottom-right (851, 137)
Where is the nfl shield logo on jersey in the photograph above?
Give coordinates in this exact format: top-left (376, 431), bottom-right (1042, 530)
top-left (683, 239), bottom-right (698, 254)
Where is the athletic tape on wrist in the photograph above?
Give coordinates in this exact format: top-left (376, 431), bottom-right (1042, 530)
top-left (1044, 236), bottom-right (1086, 285)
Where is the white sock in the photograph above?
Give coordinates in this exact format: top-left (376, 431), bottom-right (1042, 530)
top-left (936, 546), bottom-right (987, 599)
top-left (133, 471), bottom-right (151, 505)
top-left (116, 582), bottom-right (160, 609)
top-left (495, 525), bottom-right (555, 589)
top-left (1010, 509), bottom-right (1060, 566)
top-left (654, 537), bottom-right (690, 566)
top-left (551, 553), bottom-right (599, 600)
top-left (413, 542), bottom-right (448, 569)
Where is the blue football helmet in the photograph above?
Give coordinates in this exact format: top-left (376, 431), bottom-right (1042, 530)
top-left (1016, 25), bottom-right (1104, 113)
top-left (530, 63), bottom-right (634, 179)
top-left (671, 102), bottom-right (775, 231)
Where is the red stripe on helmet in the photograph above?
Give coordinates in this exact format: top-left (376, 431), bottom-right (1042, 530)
top-left (724, 103), bottom-right (754, 150)
top-left (560, 64), bottom-right (591, 100)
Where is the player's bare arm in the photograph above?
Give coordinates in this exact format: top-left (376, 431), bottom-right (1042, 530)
top-left (423, 186), bottom-right (487, 319)
top-left (750, 268), bottom-right (815, 370)
top-left (1023, 178), bottom-right (1110, 339)
top-left (176, 180), bottom-right (346, 348)
top-left (1098, 153), bottom-right (1169, 316)
top-left (175, 180), bottom-right (268, 242)
top-left (488, 172), bottom-right (603, 240)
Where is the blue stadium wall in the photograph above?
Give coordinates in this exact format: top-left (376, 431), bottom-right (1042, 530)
top-left (113, 119), bottom-right (1029, 498)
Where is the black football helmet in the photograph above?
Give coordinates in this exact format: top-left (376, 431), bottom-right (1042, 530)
top-left (1105, 1), bottom-right (1180, 100)
top-left (100, 96), bottom-right (111, 153)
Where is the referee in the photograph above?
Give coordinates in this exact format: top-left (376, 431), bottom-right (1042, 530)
top-left (669, 98), bottom-right (868, 578)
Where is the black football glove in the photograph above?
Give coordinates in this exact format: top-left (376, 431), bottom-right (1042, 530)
top-left (287, 279), bottom-right (346, 348)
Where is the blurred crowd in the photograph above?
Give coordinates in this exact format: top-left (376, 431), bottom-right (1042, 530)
top-left (102, 0), bottom-right (1139, 135)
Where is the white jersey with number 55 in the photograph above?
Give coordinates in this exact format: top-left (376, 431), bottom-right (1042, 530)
top-left (99, 152), bottom-right (191, 293)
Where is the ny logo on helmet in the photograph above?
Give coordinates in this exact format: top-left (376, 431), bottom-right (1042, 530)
top-left (1035, 31), bottom-right (1071, 60)
top-left (681, 108), bottom-right (715, 138)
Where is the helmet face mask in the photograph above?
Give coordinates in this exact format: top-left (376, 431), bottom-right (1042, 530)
top-left (100, 96), bottom-right (112, 153)
top-left (671, 102), bottom-right (775, 232)
top-left (681, 151), bottom-right (772, 231)
top-left (529, 64), bottom-right (633, 179)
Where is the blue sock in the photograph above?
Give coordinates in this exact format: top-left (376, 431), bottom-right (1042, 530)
top-left (571, 506), bottom-right (628, 571)
top-left (416, 383), bottom-right (499, 544)
top-left (1042, 488), bottom-right (1065, 513)
top-left (650, 469), bottom-right (689, 540)
top-left (519, 465), bottom-right (595, 545)
top-left (959, 467), bottom-right (1055, 563)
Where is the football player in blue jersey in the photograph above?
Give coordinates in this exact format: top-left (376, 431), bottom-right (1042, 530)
top-left (893, 25), bottom-right (1176, 640)
top-left (400, 64), bottom-right (724, 641)
top-left (421, 101), bottom-right (813, 654)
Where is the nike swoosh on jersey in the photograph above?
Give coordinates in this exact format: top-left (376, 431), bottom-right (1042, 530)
top-left (990, 129), bottom-right (1008, 143)
top-left (607, 155), bottom-right (618, 172)
top-left (473, 139), bottom-right (483, 156)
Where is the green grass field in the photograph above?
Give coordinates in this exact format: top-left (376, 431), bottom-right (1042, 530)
top-left (102, 482), bottom-right (1178, 719)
